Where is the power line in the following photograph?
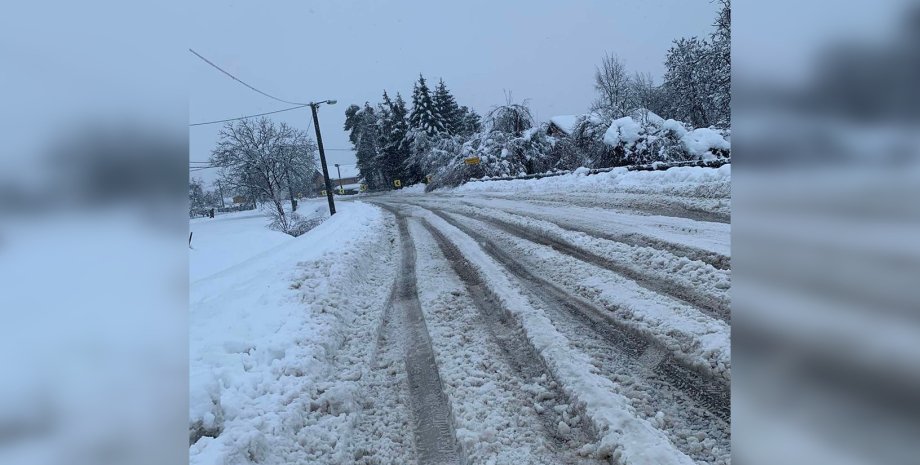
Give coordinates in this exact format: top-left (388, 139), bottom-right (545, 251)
top-left (189, 104), bottom-right (310, 127)
top-left (189, 48), bottom-right (307, 106)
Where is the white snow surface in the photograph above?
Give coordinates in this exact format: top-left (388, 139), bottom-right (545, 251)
top-left (190, 210), bottom-right (293, 282)
top-left (444, 211), bottom-right (730, 381)
top-left (189, 202), bottom-right (400, 465)
top-left (396, 183), bottom-right (427, 194)
top-left (682, 128), bottom-right (730, 158)
top-left (408, 220), bottom-right (593, 464)
top-left (454, 164), bottom-right (730, 199)
top-left (418, 209), bottom-right (696, 465)
top-left (604, 116), bottom-right (644, 146)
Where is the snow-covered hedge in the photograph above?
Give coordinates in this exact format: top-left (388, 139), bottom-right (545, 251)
top-left (599, 113), bottom-right (730, 165)
top-left (421, 108), bottom-right (729, 190)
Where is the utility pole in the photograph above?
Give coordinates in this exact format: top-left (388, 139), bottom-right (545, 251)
top-left (335, 163), bottom-right (344, 191)
top-left (310, 100), bottom-right (337, 215)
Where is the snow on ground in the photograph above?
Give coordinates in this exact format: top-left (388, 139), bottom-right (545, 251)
top-left (189, 201), bottom-right (403, 465)
top-left (394, 183), bottom-right (427, 194)
top-left (416, 201), bottom-right (731, 314)
top-left (444, 211), bottom-right (730, 382)
top-left (407, 219), bottom-right (599, 464)
top-left (189, 200), bottom-right (327, 282)
top-left (408, 194), bottom-right (730, 262)
top-left (417, 208), bottom-right (697, 465)
top-left (453, 164), bottom-right (730, 200)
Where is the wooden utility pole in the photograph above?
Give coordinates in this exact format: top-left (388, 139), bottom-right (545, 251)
top-left (310, 102), bottom-right (337, 215)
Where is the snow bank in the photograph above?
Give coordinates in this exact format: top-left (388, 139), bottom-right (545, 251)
top-left (189, 202), bottom-right (397, 465)
top-left (420, 210), bottom-right (696, 465)
top-left (454, 164), bottom-right (731, 198)
top-left (394, 183), bottom-right (427, 194)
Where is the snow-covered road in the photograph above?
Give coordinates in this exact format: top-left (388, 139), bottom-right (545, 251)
top-left (190, 166), bottom-right (731, 465)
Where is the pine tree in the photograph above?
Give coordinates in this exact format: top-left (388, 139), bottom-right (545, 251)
top-left (354, 103), bottom-right (380, 189)
top-left (408, 74), bottom-right (444, 136)
top-left (457, 106), bottom-right (482, 137)
top-left (433, 78), bottom-right (461, 135)
top-left (390, 92), bottom-right (418, 183)
top-left (343, 104), bottom-right (363, 145)
top-left (374, 91), bottom-right (404, 186)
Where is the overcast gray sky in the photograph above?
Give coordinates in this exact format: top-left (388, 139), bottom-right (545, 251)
top-left (189, 0), bottom-right (720, 185)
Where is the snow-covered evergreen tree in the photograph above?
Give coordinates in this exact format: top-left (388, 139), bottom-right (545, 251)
top-left (376, 91), bottom-right (412, 186)
top-left (433, 78), bottom-right (461, 135)
top-left (354, 103), bottom-right (382, 189)
top-left (408, 74), bottom-right (444, 136)
top-left (456, 106), bottom-right (482, 137)
top-left (343, 104), bottom-right (363, 146)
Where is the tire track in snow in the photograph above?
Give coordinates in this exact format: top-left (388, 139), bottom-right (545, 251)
top-left (409, 219), bottom-right (605, 464)
top-left (415, 196), bottom-right (731, 270)
top-left (351, 226), bottom-right (418, 464)
top-left (461, 208), bottom-right (730, 323)
top-left (414, 218), bottom-right (597, 463)
top-left (418, 206), bottom-right (730, 423)
top-left (418, 207), bottom-right (731, 464)
top-left (404, 200), bottom-right (730, 322)
top-left (413, 207), bottom-right (700, 465)
top-left (386, 206), bottom-right (464, 465)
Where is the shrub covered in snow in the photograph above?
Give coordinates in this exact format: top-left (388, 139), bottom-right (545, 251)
top-left (581, 114), bottom-right (730, 167)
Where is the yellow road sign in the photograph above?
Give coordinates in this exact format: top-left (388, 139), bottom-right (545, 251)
top-left (425, 174), bottom-right (433, 183)
top-left (393, 179), bottom-right (402, 188)
top-left (338, 186), bottom-right (345, 194)
top-left (360, 184), bottom-right (368, 192)
top-left (464, 156), bottom-right (480, 165)
top-left (321, 189), bottom-right (327, 196)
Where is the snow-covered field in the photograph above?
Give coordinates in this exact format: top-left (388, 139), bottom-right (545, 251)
top-left (189, 201), bottom-right (327, 282)
top-left (189, 165), bottom-right (731, 465)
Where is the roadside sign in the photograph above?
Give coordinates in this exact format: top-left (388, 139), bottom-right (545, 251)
top-left (360, 184), bottom-right (368, 192)
top-left (394, 179), bottom-right (402, 188)
top-left (425, 174), bottom-right (433, 184)
top-left (464, 156), bottom-right (480, 165)
top-left (338, 186), bottom-right (345, 194)
top-left (321, 189), bottom-right (327, 196)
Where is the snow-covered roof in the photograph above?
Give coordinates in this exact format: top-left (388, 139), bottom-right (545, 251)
top-left (548, 115), bottom-right (579, 135)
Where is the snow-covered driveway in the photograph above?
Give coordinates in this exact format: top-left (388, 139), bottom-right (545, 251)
top-left (189, 166), bottom-right (731, 465)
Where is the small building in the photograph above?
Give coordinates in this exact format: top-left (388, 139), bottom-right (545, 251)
top-left (547, 115), bottom-right (579, 138)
